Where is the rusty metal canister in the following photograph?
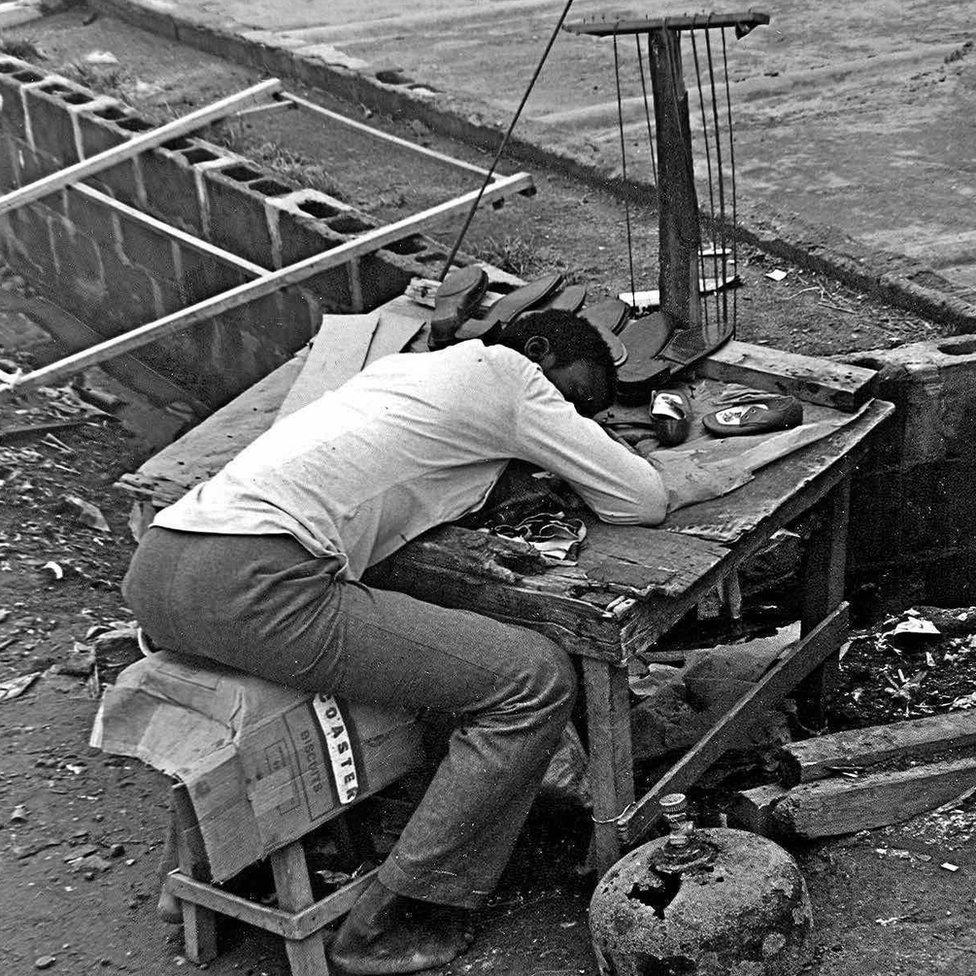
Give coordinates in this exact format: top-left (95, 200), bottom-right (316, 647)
top-left (589, 794), bottom-right (813, 976)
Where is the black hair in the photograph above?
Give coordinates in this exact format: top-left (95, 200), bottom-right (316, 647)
top-left (490, 308), bottom-right (617, 389)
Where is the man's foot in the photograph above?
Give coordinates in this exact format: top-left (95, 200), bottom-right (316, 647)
top-left (329, 879), bottom-right (475, 975)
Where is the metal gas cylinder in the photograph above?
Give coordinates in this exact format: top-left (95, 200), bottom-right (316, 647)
top-left (589, 794), bottom-right (812, 976)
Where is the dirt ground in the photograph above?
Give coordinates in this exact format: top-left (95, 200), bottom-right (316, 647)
top-left (1, 8), bottom-right (975, 976)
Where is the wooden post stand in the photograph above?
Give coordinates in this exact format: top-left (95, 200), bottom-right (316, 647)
top-left (164, 784), bottom-right (381, 976)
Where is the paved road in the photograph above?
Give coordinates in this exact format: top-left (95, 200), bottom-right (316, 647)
top-left (135, 0), bottom-right (976, 296)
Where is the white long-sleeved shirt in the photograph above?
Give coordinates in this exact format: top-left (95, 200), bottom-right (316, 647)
top-left (154, 340), bottom-right (667, 579)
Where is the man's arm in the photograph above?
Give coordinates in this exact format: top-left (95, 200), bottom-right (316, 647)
top-left (512, 369), bottom-right (668, 525)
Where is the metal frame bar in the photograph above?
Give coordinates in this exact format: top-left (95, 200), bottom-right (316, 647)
top-left (0, 171), bottom-right (534, 393)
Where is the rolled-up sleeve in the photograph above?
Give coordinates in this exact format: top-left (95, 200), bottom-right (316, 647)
top-left (512, 367), bottom-right (667, 525)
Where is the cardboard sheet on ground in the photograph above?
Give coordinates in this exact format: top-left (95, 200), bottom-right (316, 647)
top-left (90, 652), bottom-right (423, 882)
top-left (600, 380), bottom-right (867, 522)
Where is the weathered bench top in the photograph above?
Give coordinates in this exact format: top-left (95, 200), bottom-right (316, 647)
top-left (116, 291), bottom-right (891, 663)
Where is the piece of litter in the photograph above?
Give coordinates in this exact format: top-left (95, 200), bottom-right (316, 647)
top-left (941, 862), bottom-right (960, 872)
top-left (951, 691), bottom-right (976, 710)
top-left (61, 495), bottom-right (111, 533)
top-left (0, 671), bottom-right (40, 702)
top-left (83, 50), bottom-right (119, 66)
top-left (765, 269), bottom-right (789, 282)
top-left (890, 617), bottom-right (940, 639)
top-left (10, 804), bottom-right (28, 822)
top-left (34, 957), bottom-right (56, 970)
top-left (41, 561), bottom-right (64, 581)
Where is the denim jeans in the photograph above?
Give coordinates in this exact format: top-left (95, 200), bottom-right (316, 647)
top-left (123, 526), bottom-right (577, 908)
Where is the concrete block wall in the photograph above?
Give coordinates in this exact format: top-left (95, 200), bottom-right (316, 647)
top-left (846, 335), bottom-right (976, 607)
top-left (0, 55), bottom-right (447, 406)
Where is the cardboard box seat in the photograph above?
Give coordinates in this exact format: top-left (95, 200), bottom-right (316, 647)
top-left (91, 651), bottom-right (423, 882)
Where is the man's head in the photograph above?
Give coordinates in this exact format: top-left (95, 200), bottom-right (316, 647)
top-left (491, 308), bottom-right (617, 417)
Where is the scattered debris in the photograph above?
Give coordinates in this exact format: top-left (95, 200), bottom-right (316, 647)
top-left (59, 495), bottom-right (111, 533)
top-left (82, 50), bottom-right (119, 66)
top-left (33, 956), bottom-right (56, 971)
top-left (10, 803), bottom-right (29, 822)
top-left (0, 671), bottom-right (40, 702)
top-left (765, 268), bottom-right (789, 282)
top-left (941, 862), bottom-right (960, 872)
top-left (41, 561), bottom-right (65, 581)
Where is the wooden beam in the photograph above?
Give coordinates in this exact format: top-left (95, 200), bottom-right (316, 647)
top-left (0, 171), bottom-right (533, 394)
top-left (73, 183), bottom-right (269, 277)
top-left (565, 12), bottom-right (771, 36)
top-left (282, 91), bottom-right (494, 179)
top-left (647, 28), bottom-right (701, 331)
top-left (697, 340), bottom-right (878, 412)
top-left (619, 602), bottom-right (849, 844)
top-left (769, 756), bottom-right (976, 838)
top-left (0, 78), bottom-right (281, 218)
top-left (780, 710), bottom-right (976, 787)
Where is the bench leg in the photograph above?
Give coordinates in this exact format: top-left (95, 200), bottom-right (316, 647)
top-left (800, 478), bottom-right (851, 722)
top-left (172, 789), bottom-right (218, 964)
top-left (271, 841), bottom-right (331, 976)
top-left (583, 659), bottom-right (635, 877)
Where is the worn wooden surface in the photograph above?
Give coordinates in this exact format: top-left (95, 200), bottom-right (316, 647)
top-left (173, 785), bottom-right (218, 965)
top-left (771, 756), bottom-right (976, 838)
top-left (780, 710), bottom-right (976, 786)
top-left (270, 842), bottom-right (330, 976)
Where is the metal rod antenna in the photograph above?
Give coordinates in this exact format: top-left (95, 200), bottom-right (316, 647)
top-left (439, 0), bottom-right (576, 280)
top-left (635, 33), bottom-right (658, 187)
top-left (613, 33), bottom-right (637, 304)
top-left (721, 27), bottom-right (739, 338)
top-left (704, 25), bottom-right (729, 328)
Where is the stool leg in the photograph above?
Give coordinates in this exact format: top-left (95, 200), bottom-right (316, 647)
top-left (172, 787), bottom-right (218, 964)
top-left (271, 841), bottom-right (331, 976)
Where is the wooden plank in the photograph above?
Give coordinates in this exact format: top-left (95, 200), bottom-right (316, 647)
top-left (283, 91), bottom-right (493, 179)
top-left (74, 182), bottom-right (268, 277)
top-left (0, 171), bottom-right (533, 394)
top-left (270, 842), bottom-right (330, 976)
top-left (276, 312), bottom-right (378, 419)
top-left (647, 28), bottom-right (700, 331)
top-left (583, 660), bottom-right (635, 875)
top-left (619, 602), bottom-right (849, 844)
top-left (173, 785), bottom-right (218, 964)
top-left (697, 340), bottom-right (878, 411)
top-left (115, 351), bottom-right (306, 504)
top-left (363, 311), bottom-right (424, 367)
top-left (566, 11), bottom-right (771, 36)
top-left (771, 756), bottom-right (976, 838)
top-left (577, 520), bottom-right (731, 599)
top-left (0, 79), bottom-right (281, 218)
top-left (780, 711), bottom-right (976, 787)
top-left (370, 529), bottom-right (625, 661)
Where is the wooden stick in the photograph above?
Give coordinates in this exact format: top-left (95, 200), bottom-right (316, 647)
top-left (619, 602), bottom-right (849, 844)
top-left (281, 91), bottom-right (493, 179)
top-left (73, 183), bottom-right (269, 277)
top-left (0, 78), bottom-right (281, 217)
top-left (0, 171), bottom-right (533, 393)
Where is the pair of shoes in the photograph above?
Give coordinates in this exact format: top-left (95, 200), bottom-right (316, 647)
top-left (428, 266), bottom-right (489, 350)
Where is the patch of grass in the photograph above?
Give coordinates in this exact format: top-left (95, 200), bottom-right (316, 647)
top-left (212, 122), bottom-right (347, 200)
top-left (472, 234), bottom-right (583, 284)
top-left (62, 61), bottom-right (127, 99)
top-left (0, 37), bottom-right (45, 63)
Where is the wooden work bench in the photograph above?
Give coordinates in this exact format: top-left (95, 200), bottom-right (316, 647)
top-left (117, 290), bottom-right (894, 877)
